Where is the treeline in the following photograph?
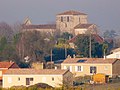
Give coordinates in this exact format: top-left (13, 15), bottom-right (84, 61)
top-left (0, 22), bottom-right (120, 67)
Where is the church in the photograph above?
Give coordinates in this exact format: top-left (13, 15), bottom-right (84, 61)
top-left (22, 10), bottom-right (98, 36)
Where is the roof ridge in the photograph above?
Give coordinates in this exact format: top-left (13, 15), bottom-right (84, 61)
top-left (57, 10), bottom-right (87, 15)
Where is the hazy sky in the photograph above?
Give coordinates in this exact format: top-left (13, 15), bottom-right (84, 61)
top-left (0, 0), bottom-right (120, 34)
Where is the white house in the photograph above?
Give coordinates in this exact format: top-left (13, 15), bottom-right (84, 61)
top-left (106, 51), bottom-right (120, 59)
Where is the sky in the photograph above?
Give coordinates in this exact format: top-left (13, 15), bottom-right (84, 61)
top-left (0, 0), bottom-right (120, 35)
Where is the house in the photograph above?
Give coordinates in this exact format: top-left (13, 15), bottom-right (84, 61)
top-left (0, 62), bottom-right (19, 81)
top-left (110, 48), bottom-right (120, 53)
top-left (56, 10), bottom-right (98, 35)
top-left (3, 69), bottom-right (73, 88)
top-left (61, 58), bottom-right (120, 77)
top-left (67, 34), bottom-right (104, 48)
top-left (106, 48), bottom-right (120, 59)
top-left (74, 24), bottom-right (97, 35)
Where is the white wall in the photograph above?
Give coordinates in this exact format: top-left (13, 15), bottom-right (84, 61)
top-left (106, 51), bottom-right (120, 59)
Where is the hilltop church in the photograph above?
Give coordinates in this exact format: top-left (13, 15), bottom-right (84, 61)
top-left (22, 10), bottom-right (98, 36)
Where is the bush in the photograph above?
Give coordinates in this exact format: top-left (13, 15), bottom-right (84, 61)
top-left (10, 86), bottom-right (27, 90)
top-left (28, 83), bottom-right (53, 89)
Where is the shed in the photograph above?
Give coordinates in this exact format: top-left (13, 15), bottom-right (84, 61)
top-left (93, 73), bottom-right (109, 83)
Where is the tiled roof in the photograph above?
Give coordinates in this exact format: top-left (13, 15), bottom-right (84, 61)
top-left (68, 34), bottom-right (104, 44)
top-left (22, 24), bottom-right (56, 29)
top-left (0, 62), bottom-right (15, 68)
top-left (93, 34), bottom-right (104, 44)
top-left (62, 58), bottom-right (118, 64)
top-left (67, 35), bottom-right (78, 43)
top-left (0, 77), bottom-right (2, 80)
top-left (57, 10), bottom-right (87, 15)
top-left (4, 69), bottom-right (68, 75)
top-left (74, 24), bottom-right (93, 29)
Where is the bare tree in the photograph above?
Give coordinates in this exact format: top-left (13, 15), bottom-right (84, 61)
top-left (0, 22), bottom-right (13, 41)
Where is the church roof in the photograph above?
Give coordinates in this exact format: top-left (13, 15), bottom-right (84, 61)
top-left (57, 10), bottom-right (87, 15)
top-left (22, 24), bottom-right (56, 29)
top-left (74, 24), bottom-right (93, 29)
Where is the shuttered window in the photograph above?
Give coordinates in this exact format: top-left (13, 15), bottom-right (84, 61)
top-left (75, 66), bottom-right (83, 72)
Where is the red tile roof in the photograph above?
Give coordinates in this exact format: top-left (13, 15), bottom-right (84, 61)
top-left (74, 24), bottom-right (93, 29)
top-left (68, 34), bottom-right (104, 44)
top-left (0, 77), bottom-right (2, 80)
top-left (93, 34), bottom-right (104, 44)
top-left (0, 62), bottom-right (15, 68)
top-left (68, 35), bottom-right (77, 43)
top-left (4, 69), bottom-right (69, 75)
top-left (57, 10), bottom-right (87, 15)
top-left (22, 24), bottom-right (56, 29)
top-left (62, 58), bottom-right (119, 64)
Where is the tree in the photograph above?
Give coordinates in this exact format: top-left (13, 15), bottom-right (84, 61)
top-left (0, 37), bottom-right (7, 52)
top-left (74, 34), bottom-right (103, 58)
top-left (115, 37), bottom-right (120, 47)
top-left (16, 31), bottom-right (55, 62)
top-left (102, 43), bottom-right (108, 58)
top-left (60, 32), bottom-right (73, 40)
top-left (103, 30), bottom-right (117, 39)
top-left (0, 22), bottom-right (14, 41)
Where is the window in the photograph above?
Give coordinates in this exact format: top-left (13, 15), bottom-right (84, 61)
top-left (61, 17), bottom-right (63, 22)
top-left (75, 66), bottom-right (83, 72)
top-left (52, 77), bottom-right (54, 81)
top-left (67, 16), bottom-right (69, 22)
top-left (26, 78), bottom-right (33, 85)
top-left (90, 66), bottom-right (97, 74)
top-left (78, 66), bottom-right (82, 71)
top-left (18, 77), bottom-right (20, 81)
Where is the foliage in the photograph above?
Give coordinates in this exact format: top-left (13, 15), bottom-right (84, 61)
top-left (102, 43), bottom-right (108, 56)
top-left (115, 37), bottom-right (120, 47)
top-left (60, 32), bottom-right (73, 40)
top-left (0, 22), bottom-right (14, 41)
top-left (15, 31), bottom-right (55, 62)
top-left (45, 47), bottom-right (76, 61)
top-left (74, 34), bottom-right (103, 58)
top-left (0, 37), bottom-right (7, 52)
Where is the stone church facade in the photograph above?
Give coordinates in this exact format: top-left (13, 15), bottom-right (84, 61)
top-left (56, 10), bottom-right (88, 34)
top-left (56, 10), bottom-right (98, 35)
top-left (22, 10), bottom-right (98, 35)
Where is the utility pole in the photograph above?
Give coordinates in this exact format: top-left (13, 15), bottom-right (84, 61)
top-left (65, 44), bottom-right (67, 58)
top-left (89, 32), bottom-right (92, 58)
top-left (50, 49), bottom-right (52, 69)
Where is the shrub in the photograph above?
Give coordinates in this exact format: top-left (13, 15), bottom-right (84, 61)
top-left (28, 83), bottom-right (53, 89)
